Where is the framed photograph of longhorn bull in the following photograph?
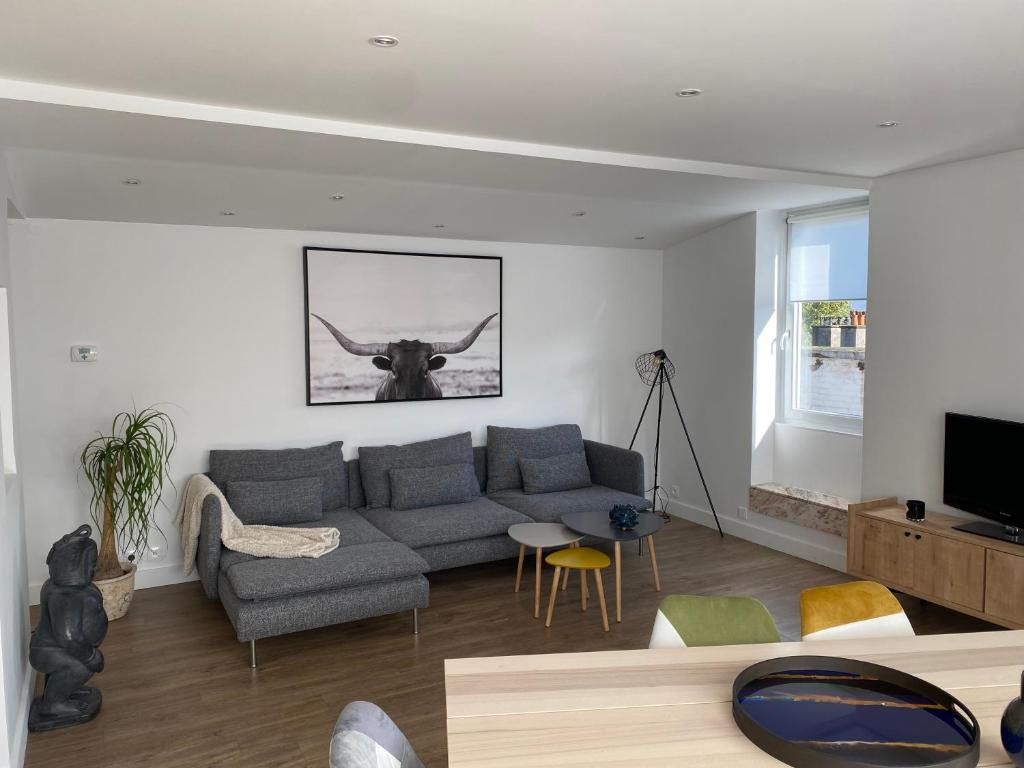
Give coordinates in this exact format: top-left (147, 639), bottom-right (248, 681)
top-left (304, 247), bottom-right (502, 405)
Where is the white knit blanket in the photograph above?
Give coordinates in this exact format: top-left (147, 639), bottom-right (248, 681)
top-left (176, 474), bottom-right (340, 576)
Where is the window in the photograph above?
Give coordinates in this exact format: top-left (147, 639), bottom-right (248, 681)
top-left (782, 205), bottom-right (868, 431)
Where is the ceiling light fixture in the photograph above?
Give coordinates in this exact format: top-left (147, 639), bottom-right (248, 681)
top-left (675, 88), bottom-right (702, 98)
top-left (571, 211), bottom-right (586, 217)
top-left (370, 35), bottom-right (399, 48)
top-left (122, 177), bottom-right (141, 185)
top-left (878, 121), bottom-right (899, 128)
top-left (330, 194), bottom-right (345, 200)
top-left (219, 210), bottom-right (236, 216)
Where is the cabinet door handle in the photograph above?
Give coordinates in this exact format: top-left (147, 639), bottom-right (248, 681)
top-left (904, 531), bottom-right (911, 537)
top-left (915, 534), bottom-right (922, 540)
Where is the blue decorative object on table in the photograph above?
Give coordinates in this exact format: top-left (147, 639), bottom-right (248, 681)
top-left (1002, 671), bottom-right (1024, 766)
top-left (609, 504), bottom-right (639, 531)
top-left (733, 655), bottom-right (980, 768)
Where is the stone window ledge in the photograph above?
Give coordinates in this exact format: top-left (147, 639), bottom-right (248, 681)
top-left (748, 482), bottom-right (851, 538)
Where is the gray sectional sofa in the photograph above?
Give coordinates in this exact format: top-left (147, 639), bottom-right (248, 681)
top-left (195, 424), bottom-right (649, 664)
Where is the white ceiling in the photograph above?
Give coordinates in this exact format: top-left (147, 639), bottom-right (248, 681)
top-left (1, 0), bottom-right (1021, 177)
top-left (2, 0), bottom-right (1018, 246)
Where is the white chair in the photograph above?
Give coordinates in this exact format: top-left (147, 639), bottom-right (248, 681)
top-left (800, 581), bottom-right (915, 641)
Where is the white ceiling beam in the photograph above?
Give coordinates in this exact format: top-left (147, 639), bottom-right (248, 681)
top-left (0, 78), bottom-right (871, 191)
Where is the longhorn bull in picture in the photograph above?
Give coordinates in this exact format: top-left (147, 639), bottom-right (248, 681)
top-left (312, 312), bottom-right (498, 401)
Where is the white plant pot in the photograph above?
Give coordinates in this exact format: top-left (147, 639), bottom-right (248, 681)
top-left (94, 563), bottom-right (137, 621)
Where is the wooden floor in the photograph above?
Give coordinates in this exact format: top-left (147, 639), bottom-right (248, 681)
top-left (25, 519), bottom-right (998, 768)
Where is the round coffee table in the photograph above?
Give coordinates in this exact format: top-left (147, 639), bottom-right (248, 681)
top-left (562, 510), bottom-right (665, 623)
top-left (508, 523), bottom-right (583, 619)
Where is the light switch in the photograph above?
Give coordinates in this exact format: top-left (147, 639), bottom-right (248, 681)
top-left (71, 345), bottom-right (98, 362)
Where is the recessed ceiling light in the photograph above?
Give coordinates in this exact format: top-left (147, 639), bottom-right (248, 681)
top-left (122, 177), bottom-right (141, 185)
top-left (634, 236), bottom-right (646, 240)
top-left (433, 224), bottom-right (446, 228)
top-left (370, 35), bottom-right (399, 48)
top-left (878, 121), bottom-right (899, 128)
top-left (330, 194), bottom-right (345, 200)
top-left (571, 211), bottom-right (586, 217)
top-left (675, 88), bottom-right (703, 98)
top-left (219, 210), bottom-right (236, 216)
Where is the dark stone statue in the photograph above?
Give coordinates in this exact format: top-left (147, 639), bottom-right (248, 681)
top-left (28, 524), bottom-right (108, 732)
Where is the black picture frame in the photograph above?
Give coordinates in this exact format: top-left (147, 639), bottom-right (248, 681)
top-left (303, 246), bottom-right (503, 406)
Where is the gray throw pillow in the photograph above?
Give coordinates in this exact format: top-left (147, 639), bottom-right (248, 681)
top-left (359, 432), bottom-right (475, 509)
top-left (225, 477), bottom-right (324, 525)
top-left (519, 452), bottom-right (592, 495)
top-left (209, 441), bottom-right (346, 510)
top-left (486, 424), bottom-right (585, 493)
top-left (389, 463), bottom-right (481, 511)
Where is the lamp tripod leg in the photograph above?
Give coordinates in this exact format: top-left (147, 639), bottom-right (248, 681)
top-left (628, 374), bottom-right (660, 451)
top-left (652, 367), bottom-right (669, 522)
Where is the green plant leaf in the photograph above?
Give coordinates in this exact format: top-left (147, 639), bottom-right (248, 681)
top-left (80, 405), bottom-right (177, 569)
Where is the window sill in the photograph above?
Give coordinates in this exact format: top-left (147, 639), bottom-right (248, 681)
top-left (777, 418), bottom-right (863, 438)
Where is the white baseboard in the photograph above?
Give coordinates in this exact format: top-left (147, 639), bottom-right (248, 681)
top-left (30, 561), bottom-right (197, 606)
top-left (10, 663), bottom-right (32, 768)
top-left (666, 499), bottom-right (847, 572)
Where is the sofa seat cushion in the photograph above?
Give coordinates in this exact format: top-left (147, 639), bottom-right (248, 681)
top-left (489, 485), bottom-right (652, 524)
top-left (360, 497), bottom-right (531, 549)
top-left (219, 508), bottom-right (392, 572)
top-left (224, 541), bottom-right (429, 601)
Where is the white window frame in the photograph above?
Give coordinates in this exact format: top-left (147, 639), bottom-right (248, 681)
top-left (779, 200), bottom-right (869, 436)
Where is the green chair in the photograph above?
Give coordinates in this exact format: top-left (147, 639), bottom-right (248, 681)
top-left (647, 595), bottom-right (781, 649)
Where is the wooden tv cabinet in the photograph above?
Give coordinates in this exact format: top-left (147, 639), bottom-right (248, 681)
top-left (847, 498), bottom-right (1024, 628)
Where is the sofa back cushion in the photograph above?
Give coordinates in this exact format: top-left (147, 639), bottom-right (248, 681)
top-left (389, 463), bottom-right (481, 511)
top-left (486, 424), bottom-right (585, 493)
top-left (346, 459), bottom-right (366, 509)
top-left (519, 451), bottom-right (592, 495)
top-left (209, 441), bottom-right (347, 510)
top-left (225, 477), bottom-right (324, 525)
top-left (359, 432), bottom-right (475, 509)
top-left (472, 446), bottom-right (487, 492)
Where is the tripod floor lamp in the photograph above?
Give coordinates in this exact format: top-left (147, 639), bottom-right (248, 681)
top-left (628, 349), bottom-right (724, 537)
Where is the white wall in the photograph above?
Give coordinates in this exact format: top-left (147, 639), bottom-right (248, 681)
top-left (751, 210), bottom-right (785, 485)
top-left (11, 220), bottom-right (662, 599)
top-left (0, 158), bottom-right (30, 768)
top-left (773, 423), bottom-right (862, 500)
top-left (661, 213), bottom-right (846, 570)
top-left (863, 148), bottom-right (1024, 507)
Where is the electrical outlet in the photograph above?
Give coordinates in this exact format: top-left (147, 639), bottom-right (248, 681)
top-left (669, 485), bottom-right (680, 498)
top-left (737, 506), bottom-right (749, 520)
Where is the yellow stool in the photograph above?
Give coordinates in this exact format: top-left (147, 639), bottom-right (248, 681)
top-left (545, 547), bottom-right (611, 632)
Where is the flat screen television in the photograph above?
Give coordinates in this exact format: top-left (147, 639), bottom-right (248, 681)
top-left (944, 411), bottom-right (1024, 544)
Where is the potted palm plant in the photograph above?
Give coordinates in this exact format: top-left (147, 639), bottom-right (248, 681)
top-left (81, 406), bottom-right (176, 620)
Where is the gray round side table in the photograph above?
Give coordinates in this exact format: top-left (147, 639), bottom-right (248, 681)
top-left (562, 510), bottom-right (665, 623)
top-left (507, 523), bottom-right (583, 619)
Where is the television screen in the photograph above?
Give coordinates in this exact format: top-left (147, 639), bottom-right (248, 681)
top-left (944, 412), bottom-right (1024, 529)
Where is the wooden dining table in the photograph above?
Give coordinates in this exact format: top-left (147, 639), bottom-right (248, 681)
top-left (445, 630), bottom-right (1024, 766)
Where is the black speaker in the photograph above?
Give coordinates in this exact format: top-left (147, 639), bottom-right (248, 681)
top-left (906, 499), bottom-right (926, 521)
